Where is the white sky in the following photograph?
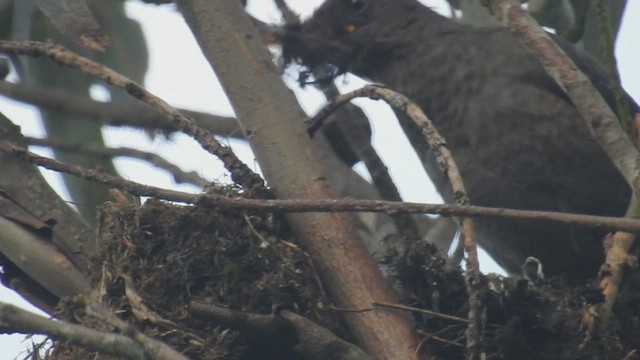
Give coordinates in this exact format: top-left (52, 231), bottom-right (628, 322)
top-left (0, 0), bottom-right (639, 356)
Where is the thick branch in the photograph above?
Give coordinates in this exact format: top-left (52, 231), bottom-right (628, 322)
top-left (0, 114), bottom-right (92, 266)
top-left (0, 216), bottom-right (90, 303)
top-left (190, 301), bottom-right (371, 360)
top-left (0, 302), bottom-right (148, 360)
top-left (176, 1), bottom-right (421, 358)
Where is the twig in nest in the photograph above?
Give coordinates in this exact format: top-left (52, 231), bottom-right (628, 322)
top-left (243, 214), bottom-right (272, 247)
top-left (417, 328), bottom-right (465, 348)
top-left (371, 301), bottom-right (468, 324)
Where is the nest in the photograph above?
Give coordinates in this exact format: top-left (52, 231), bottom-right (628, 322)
top-left (44, 187), bottom-right (640, 359)
top-left (49, 189), bottom-right (342, 359)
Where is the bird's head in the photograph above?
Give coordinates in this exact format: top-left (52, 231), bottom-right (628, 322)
top-left (280, 0), bottom-right (424, 85)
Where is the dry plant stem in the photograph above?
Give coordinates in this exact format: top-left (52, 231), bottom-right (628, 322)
top-left (0, 40), bottom-right (264, 193)
top-left (0, 302), bottom-right (148, 360)
top-left (311, 84), bottom-right (484, 358)
top-left (484, 1), bottom-right (640, 196)
top-left (24, 136), bottom-right (207, 186)
top-left (0, 81), bottom-right (242, 138)
top-left (178, 1), bottom-right (421, 358)
top-left (5, 141), bottom-right (640, 233)
top-left (416, 327), bottom-right (466, 349)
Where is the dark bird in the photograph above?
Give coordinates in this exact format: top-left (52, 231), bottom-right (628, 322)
top-left (280, 0), bottom-right (638, 280)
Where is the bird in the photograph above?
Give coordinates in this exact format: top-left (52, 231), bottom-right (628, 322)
top-left (280, 0), bottom-right (637, 280)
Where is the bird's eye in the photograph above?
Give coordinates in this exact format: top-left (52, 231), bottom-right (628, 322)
top-left (349, 0), bottom-right (367, 13)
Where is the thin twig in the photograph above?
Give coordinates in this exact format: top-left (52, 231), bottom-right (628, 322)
top-left (371, 301), bottom-right (469, 324)
top-left (0, 40), bottom-right (265, 194)
top-left (417, 329), bottom-right (465, 348)
top-left (3, 141), bottom-right (640, 234)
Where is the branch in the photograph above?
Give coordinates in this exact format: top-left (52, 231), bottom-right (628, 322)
top-left (0, 80), bottom-right (242, 138)
top-left (177, 1), bottom-right (421, 358)
top-left (24, 136), bottom-right (208, 186)
top-left (0, 302), bottom-right (148, 360)
top-left (0, 40), bottom-right (265, 194)
top-left (3, 141), bottom-right (640, 234)
top-left (371, 301), bottom-right (469, 324)
top-left (190, 301), bottom-right (371, 360)
top-left (0, 114), bottom-right (93, 266)
top-left (0, 214), bottom-right (90, 305)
